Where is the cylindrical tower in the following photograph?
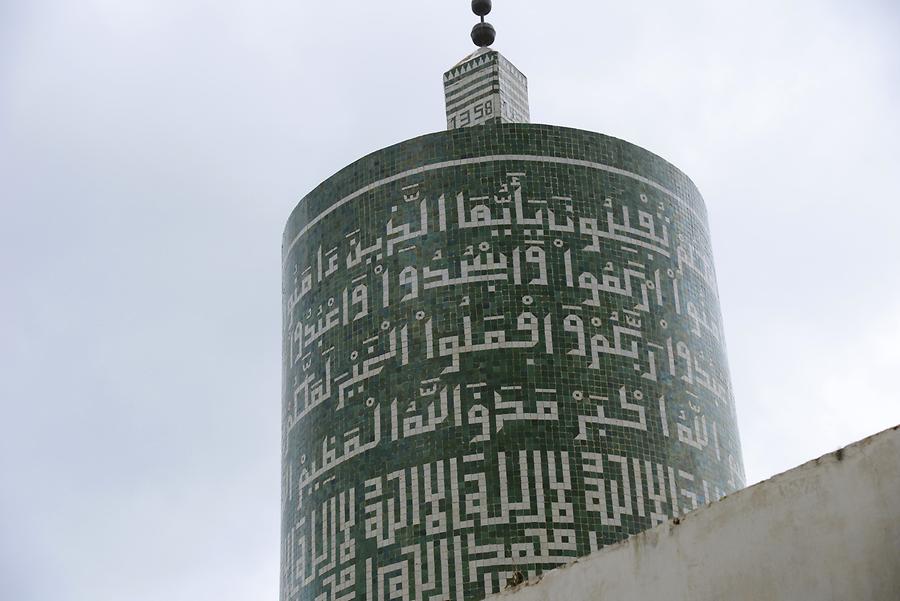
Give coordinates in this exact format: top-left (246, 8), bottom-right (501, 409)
top-left (281, 123), bottom-right (745, 601)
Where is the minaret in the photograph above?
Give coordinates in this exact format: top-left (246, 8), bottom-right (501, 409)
top-left (281, 3), bottom-right (746, 599)
top-left (444, 0), bottom-right (530, 129)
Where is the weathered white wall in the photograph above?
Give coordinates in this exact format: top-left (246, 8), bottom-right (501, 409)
top-left (488, 425), bottom-right (900, 601)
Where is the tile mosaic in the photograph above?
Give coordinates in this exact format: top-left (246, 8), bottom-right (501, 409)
top-left (443, 50), bottom-right (529, 130)
top-left (281, 123), bottom-right (744, 601)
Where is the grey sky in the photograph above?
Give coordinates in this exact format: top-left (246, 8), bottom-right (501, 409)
top-left (1, 1), bottom-right (898, 600)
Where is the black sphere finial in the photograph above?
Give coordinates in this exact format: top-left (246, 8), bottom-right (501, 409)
top-left (470, 0), bottom-right (495, 47)
top-left (472, 0), bottom-right (492, 17)
top-left (471, 21), bottom-right (496, 47)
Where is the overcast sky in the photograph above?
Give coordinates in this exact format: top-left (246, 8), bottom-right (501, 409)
top-left (2, 1), bottom-right (899, 600)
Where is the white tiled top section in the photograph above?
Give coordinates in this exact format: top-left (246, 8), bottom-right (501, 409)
top-left (443, 49), bottom-right (530, 130)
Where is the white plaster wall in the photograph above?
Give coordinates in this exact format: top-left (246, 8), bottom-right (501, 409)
top-left (488, 425), bottom-right (900, 601)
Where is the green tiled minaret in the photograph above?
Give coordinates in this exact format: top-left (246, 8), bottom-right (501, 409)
top-left (281, 10), bottom-right (744, 601)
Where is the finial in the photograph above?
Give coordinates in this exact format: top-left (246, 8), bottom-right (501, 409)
top-left (470, 0), bottom-right (495, 47)
top-left (472, 0), bottom-right (492, 17)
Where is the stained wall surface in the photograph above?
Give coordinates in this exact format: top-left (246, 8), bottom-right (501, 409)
top-left (488, 425), bottom-right (900, 601)
top-left (281, 124), bottom-right (745, 601)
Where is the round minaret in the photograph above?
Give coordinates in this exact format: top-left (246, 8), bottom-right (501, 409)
top-left (281, 5), bottom-right (745, 601)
